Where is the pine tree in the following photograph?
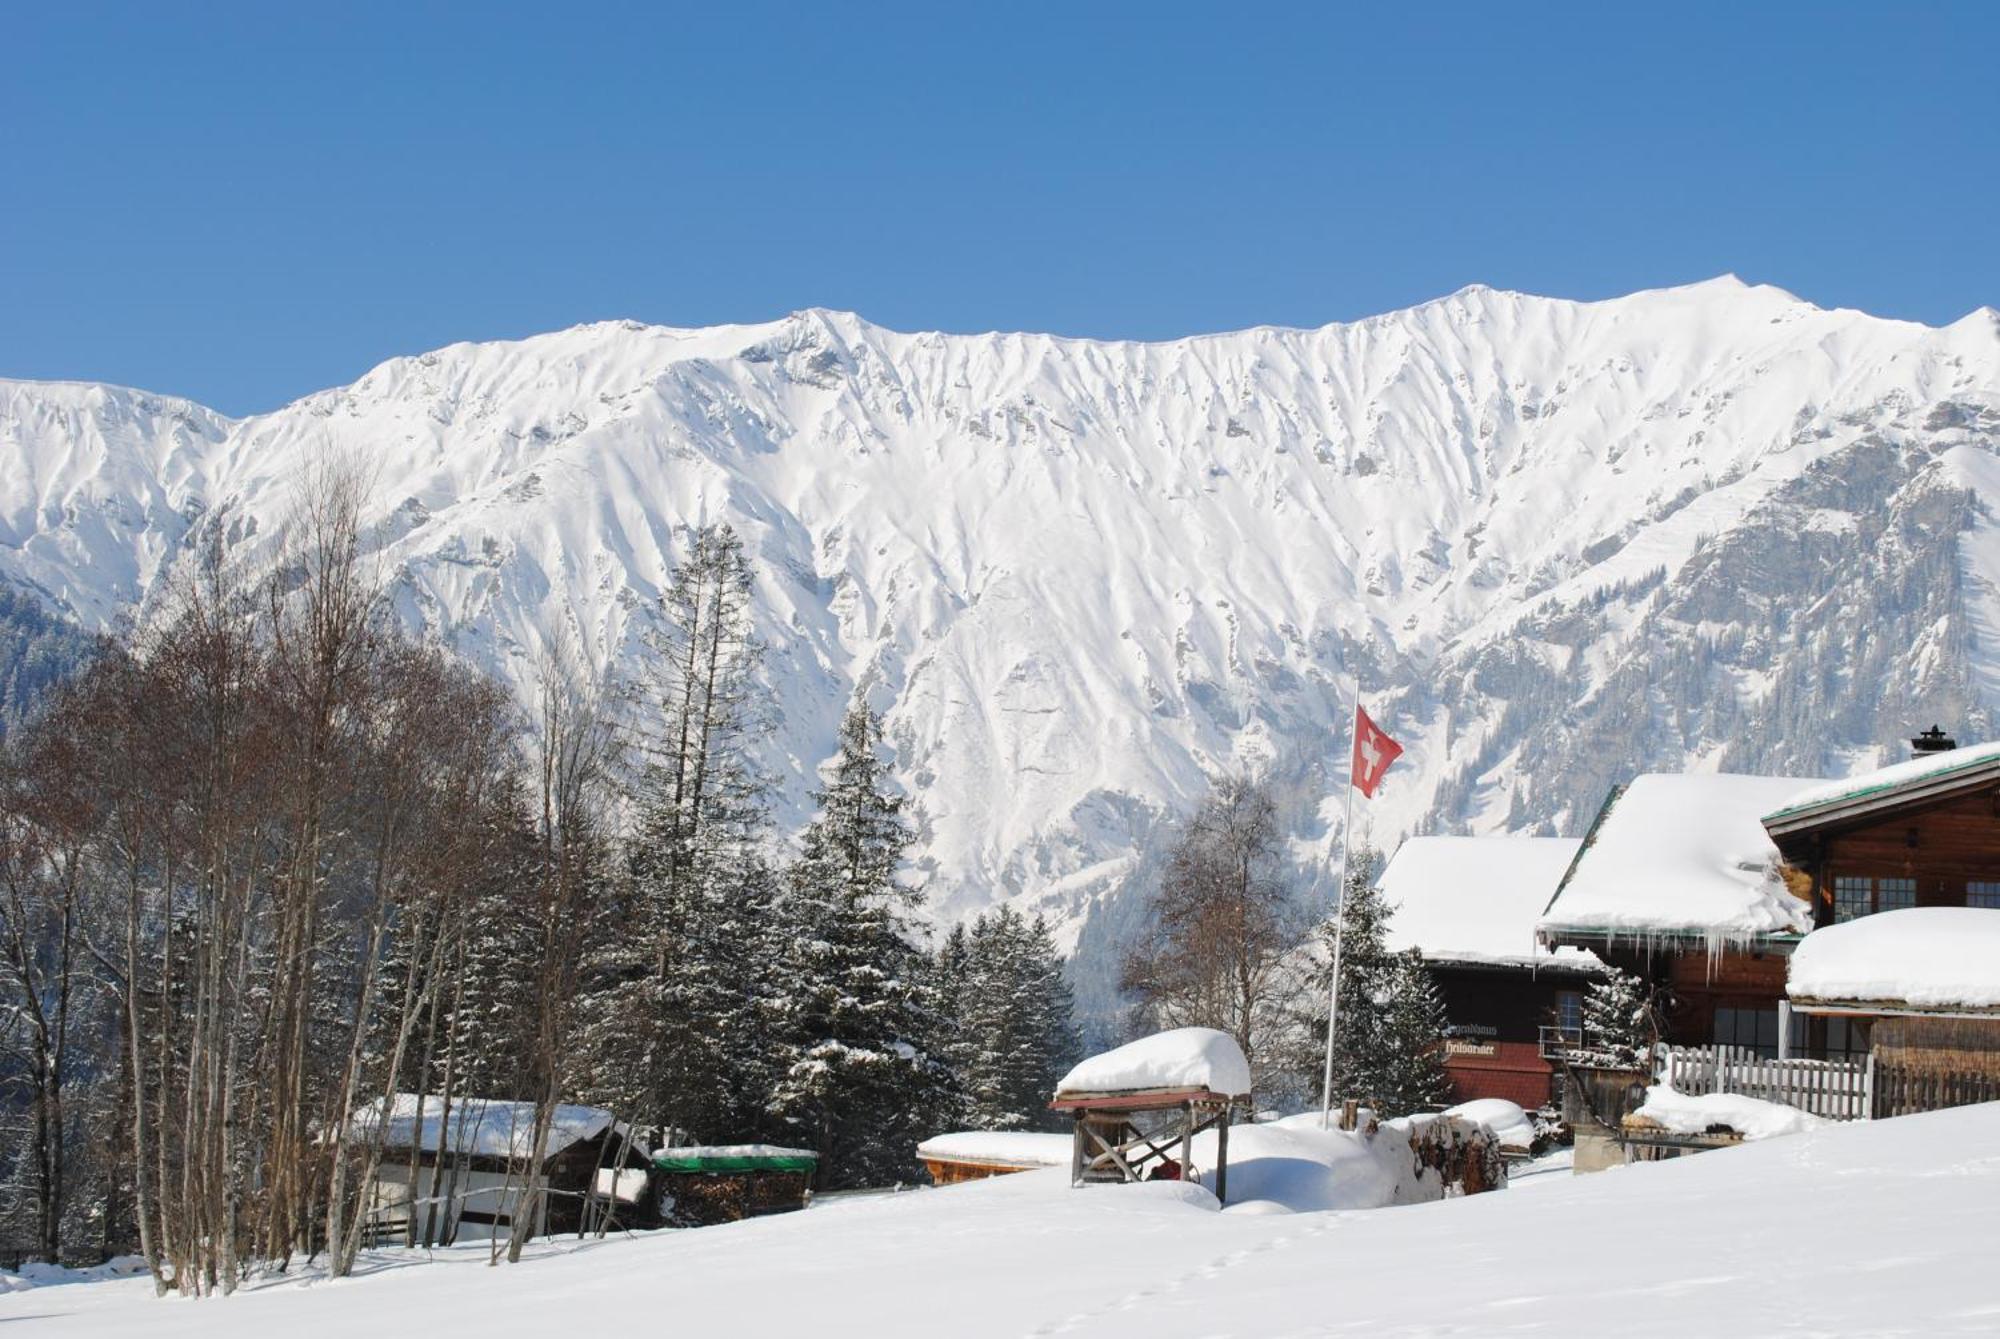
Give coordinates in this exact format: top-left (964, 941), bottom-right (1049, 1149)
top-left (1581, 967), bottom-right (1654, 1070)
top-left (1300, 847), bottom-right (1447, 1115)
top-left (769, 703), bottom-right (955, 1188)
top-left (1374, 949), bottom-right (1452, 1113)
top-left (950, 909), bottom-right (1082, 1131)
top-left (569, 522), bottom-right (780, 1141)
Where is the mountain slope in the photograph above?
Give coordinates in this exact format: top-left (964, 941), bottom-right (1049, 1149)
top-left (5, 279), bottom-right (1999, 1019)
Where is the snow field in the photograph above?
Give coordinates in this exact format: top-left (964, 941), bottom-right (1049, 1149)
top-left (14, 1102), bottom-right (2000, 1336)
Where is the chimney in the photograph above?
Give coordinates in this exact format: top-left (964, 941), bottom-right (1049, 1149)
top-left (1910, 725), bottom-right (1957, 758)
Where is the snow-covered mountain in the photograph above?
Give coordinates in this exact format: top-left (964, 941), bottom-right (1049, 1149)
top-left (6, 278), bottom-right (2000, 1018)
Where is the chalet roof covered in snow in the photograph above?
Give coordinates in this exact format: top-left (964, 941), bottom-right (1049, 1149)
top-left (1764, 741), bottom-right (2000, 833)
top-left (1055, 1028), bottom-right (1253, 1099)
top-left (1788, 907), bottom-right (2000, 1012)
top-left (1379, 835), bottom-right (1600, 972)
top-left (350, 1095), bottom-right (617, 1162)
top-left (1537, 773), bottom-right (1824, 946)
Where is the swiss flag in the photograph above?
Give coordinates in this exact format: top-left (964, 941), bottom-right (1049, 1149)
top-left (1351, 706), bottom-right (1403, 798)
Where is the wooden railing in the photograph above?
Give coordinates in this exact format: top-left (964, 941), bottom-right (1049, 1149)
top-left (1650, 1044), bottom-right (1874, 1121)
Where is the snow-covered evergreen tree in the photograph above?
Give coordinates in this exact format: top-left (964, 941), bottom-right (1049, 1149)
top-left (944, 908), bottom-right (1081, 1131)
top-left (1581, 967), bottom-right (1655, 1070)
top-left (1374, 949), bottom-right (1453, 1114)
top-left (769, 703), bottom-right (955, 1188)
top-left (569, 523), bottom-right (781, 1140)
top-left (1295, 848), bottom-right (1448, 1115)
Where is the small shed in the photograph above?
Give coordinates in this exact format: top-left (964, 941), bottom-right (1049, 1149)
top-left (1050, 1028), bottom-right (1253, 1204)
top-left (1787, 906), bottom-right (2000, 1115)
top-left (917, 1131), bottom-right (1071, 1185)
top-left (651, 1145), bottom-right (817, 1226)
top-left (351, 1095), bottom-right (649, 1245)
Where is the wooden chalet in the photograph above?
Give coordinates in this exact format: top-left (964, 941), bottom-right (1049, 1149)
top-left (1536, 771), bottom-right (1829, 1058)
top-left (353, 1095), bottom-right (652, 1245)
top-left (1378, 835), bottom-right (1603, 1109)
top-left (1769, 732), bottom-right (2000, 1113)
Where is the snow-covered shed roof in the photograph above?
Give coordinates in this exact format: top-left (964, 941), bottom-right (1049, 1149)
top-left (1764, 742), bottom-right (2000, 835)
top-left (1537, 773), bottom-right (1824, 946)
top-left (1379, 836), bottom-right (1600, 972)
top-left (1055, 1028), bottom-right (1253, 1099)
top-left (916, 1131), bottom-right (1070, 1169)
top-left (350, 1094), bottom-right (618, 1162)
top-left (1788, 907), bottom-right (2000, 1013)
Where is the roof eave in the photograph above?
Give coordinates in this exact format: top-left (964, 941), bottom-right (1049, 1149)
top-left (1763, 758), bottom-right (2000, 837)
top-left (1788, 996), bottom-right (2000, 1020)
top-left (1539, 925), bottom-right (1805, 954)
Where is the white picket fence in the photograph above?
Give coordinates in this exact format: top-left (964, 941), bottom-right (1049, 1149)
top-left (1651, 1043), bottom-right (1874, 1121)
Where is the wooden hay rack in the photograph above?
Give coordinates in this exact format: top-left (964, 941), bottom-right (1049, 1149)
top-left (1048, 1087), bottom-right (1248, 1204)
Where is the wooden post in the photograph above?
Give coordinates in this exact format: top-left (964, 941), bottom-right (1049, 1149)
top-left (1215, 1107), bottom-right (1230, 1206)
top-left (1182, 1102), bottom-right (1194, 1186)
top-left (1070, 1111), bottom-right (1085, 1187)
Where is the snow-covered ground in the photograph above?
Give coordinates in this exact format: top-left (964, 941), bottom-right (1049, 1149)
top-left (12, 1102), bottom-right (2000, 1337)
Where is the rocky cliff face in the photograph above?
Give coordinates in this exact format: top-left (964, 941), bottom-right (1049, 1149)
top-left (5, 280), bottom-right (1998, 1023)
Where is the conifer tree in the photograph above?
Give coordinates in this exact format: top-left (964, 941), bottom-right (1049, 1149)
top-left (1299, 848), bottom-right (1448, 1115)
top-left (769, 703), bottom-right (954, 1188)
top-left (570, 522), bottom-right (778, 1141)
top-left (1373, 949), bottom-right (1453, 1113)
top-left (950, 909), bottom-right (1081, 1131)
top-left (1581, 967), bottom-right (1654, 1070)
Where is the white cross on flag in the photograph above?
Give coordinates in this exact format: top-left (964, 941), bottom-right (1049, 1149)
top-left (1350, 706), bottom-right (1403, 798)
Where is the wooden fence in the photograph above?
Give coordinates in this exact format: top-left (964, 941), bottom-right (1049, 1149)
top-left (1870, 1065), bottom-right (2000, 1119)
top-left (1651, 1044), bottom-right (1874, 1121)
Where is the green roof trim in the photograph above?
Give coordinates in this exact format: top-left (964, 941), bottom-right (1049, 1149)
top-left (652, 1147), bottom-right (818, 1174)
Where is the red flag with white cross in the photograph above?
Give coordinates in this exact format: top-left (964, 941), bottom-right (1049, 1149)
top-left (1350, 706), bottom-right (1402, 798)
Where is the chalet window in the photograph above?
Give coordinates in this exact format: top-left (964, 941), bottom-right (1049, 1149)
top-left (1878, 877), bottom-right (1916, 912)
top-left (1713, 1005), bottom-right (1803, 1059)
top-left (1822, 1016), bottom-right (1869, 1062)
top-left (1833, 875), bottom-right (1918, 922)
top-left (1969, 881), bottom-right (2000, 910)
top-left (1554, 990), bottom-right (1583, 1042)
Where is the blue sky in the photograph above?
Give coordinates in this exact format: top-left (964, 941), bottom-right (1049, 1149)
top-left (5, 3), bottom-right (1997, 415)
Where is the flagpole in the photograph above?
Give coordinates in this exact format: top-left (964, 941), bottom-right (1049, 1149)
top-left (1320, 678), bottom-right (1358, 1127)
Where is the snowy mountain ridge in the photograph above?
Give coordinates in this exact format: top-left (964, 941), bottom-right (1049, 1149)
top-left (5, 278), bottom-right (2000, 1018)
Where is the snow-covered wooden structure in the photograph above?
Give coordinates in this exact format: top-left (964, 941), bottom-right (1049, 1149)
top-left (1787, 907), bottom-right (2000, 1116)
top-left (1050, 1029), bottom-right (1252, 1204)
top-left (1380, 836), bottom-right (1602, 1108)
top-left (351, 1095), bottom-right (650, 1245)
top-left (917, 1131), bottom-right (1070, 1185)
top-left (1765, 738), bottom-right (2000, 1114)
top-left (1537, 772), bottom-right (1826, 1062)
top-left (650, 1145), bottom-right (816, 1226)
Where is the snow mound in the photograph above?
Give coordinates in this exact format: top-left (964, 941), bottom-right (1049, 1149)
top-left (1539, 774), bottom-right (1824, 944)
top-left (1443, 1098), bottom-right (1536, 1150)
top-left (1056, 1028), bottom-right (1253, 1098)
top-left (916, 1131), bottom-right (1070, 1168)
top-left (1381, 836), bottom-right (1598, 970)
top-left (349, 1094), bottom-right (614, 1160)
top-left (1630, 1085), bottom-right (1826, 1141)
top-left (1789, 907), bottom-right (2000, 1010)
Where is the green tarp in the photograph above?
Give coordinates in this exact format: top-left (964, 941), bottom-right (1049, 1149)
top-left (652, 1144), bottom-right (818, 1174)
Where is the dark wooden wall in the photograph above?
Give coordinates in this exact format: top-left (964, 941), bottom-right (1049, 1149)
top-left (1773, 788), bottom-right (2000, 925)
